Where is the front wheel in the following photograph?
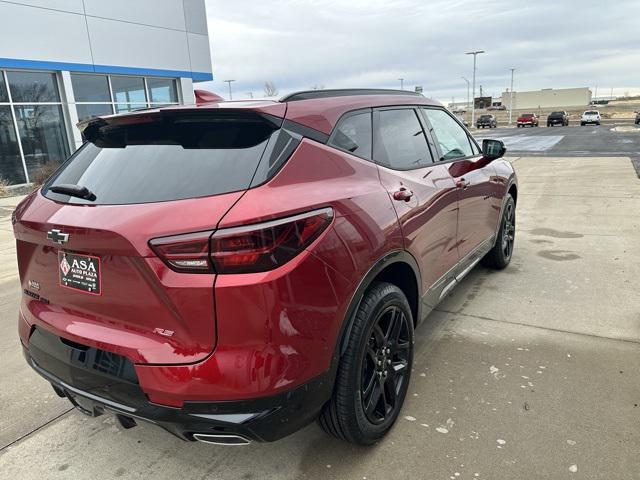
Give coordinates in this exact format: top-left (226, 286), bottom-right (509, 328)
top-left (318, 282), bottom-right (414, 445)
top-left (482, 194), bottom-right (515, 269)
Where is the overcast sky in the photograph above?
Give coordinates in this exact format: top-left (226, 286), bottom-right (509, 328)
top-left (202, 0), bottom-right (640, 102)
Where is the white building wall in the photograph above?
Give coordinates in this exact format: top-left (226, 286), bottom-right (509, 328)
top-left (501, 88), bottom-right (592, 110)
top-left (0, 0), bottom-right (212, 81)
top-left (0, 0), bottom-right (212, 185)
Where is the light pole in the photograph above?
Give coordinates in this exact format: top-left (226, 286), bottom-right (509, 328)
top-left (465, 50), bottom-right (485, 128)
top-left (461, 76), bottom-right (470, 110)
top-left (223, 79), bottom-right (235, 100)
top-left (509, 68), bottom-right (515, 125)
top-left (398, 78), bottom-right (404, 90)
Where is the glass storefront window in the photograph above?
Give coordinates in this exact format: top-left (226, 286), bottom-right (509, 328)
top-left (76, 104), bottom-right (114, 122)
top-left (71, 74), bottom-right (111, 102)
top-left (115, 103), bottom-right (148, 113)
top-left (148, 78), bottom-right (178, 104)
top-left (0, 106), bottom-right (26, 184)
top-left (0, 74), bottom-right (8, 102)
top-left (111, 76), bottom-right (146, 104)
top-left (7, 71), bottom-right (60, 102)
top-left (13, 105), bottom-right (69, 180)
top-left (0, 69), bottom-right (182, 185)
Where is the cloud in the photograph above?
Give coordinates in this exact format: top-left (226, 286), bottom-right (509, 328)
top-left (202, 0), bottom-right (640, 101)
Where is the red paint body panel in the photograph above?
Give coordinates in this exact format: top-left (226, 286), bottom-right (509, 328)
top-left (448, 159), bottom-right (501, 259)
top-left (377, 163), bottom-right (459, 291)
top-left (14, 190), bottom-right (245, 364)
top-left (15, 93), bottom-right (517, 416)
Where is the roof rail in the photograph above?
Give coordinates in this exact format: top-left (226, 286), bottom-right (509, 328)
top-left (280, 88), bottom-right (423, 102)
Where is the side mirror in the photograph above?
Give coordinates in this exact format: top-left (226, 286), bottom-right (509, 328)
top-left (482, 139), bottom-right (506, 160)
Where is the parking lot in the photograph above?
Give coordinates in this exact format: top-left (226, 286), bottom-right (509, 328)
top-left (1, 126), bottom-right (639, 479)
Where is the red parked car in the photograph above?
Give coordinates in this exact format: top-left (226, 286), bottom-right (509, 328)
top-left (516, 113), bottom-right (539, 127)
top-left (13, 89), bottom-right (517, 445)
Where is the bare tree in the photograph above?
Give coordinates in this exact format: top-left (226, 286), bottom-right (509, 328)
top-left (263, 81), bottom-right (279, 97)
top-left (310, 84), bottom-right (325, 90)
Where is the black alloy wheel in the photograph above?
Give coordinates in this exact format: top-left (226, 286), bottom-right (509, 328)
top-left (318, 282), bottom-right (414, 444)
top-left (360, 305), bottom-right (411, 424)
top-left (501, 199), bottom-right (515, 261)
top-left (482, 193), bottom-right (516, 269)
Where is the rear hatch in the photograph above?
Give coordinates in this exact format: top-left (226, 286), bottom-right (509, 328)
top-left (14, 106), bottom-right (286, 364)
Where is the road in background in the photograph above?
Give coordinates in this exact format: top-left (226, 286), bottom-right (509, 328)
top-left (474, 124), bottom-right (640, 158)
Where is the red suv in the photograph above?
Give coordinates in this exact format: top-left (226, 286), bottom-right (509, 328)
top-left (13, 89), bottom-right (517, 445)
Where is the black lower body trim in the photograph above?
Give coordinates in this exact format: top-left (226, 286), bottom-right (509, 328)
top-left (23, 327), bottom-right (335, 443)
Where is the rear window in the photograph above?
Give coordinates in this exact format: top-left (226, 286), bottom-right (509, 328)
top-left (480, 115), bottom-right (492, 120)
top-left (44, 114), bottom-right (283, 205)
top-left (585, 111), bottom-right (599, 115)
top-left (550, 111), bottom-right (564, 115)
top-left (521, 113), bottom-right (534, 118)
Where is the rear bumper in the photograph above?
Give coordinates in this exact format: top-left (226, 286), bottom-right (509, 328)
top-left (22, 326), bottom-right (334, 442)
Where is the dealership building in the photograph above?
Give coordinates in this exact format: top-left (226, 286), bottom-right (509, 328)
top-left (0, 0), bottom-right (213, 186)
top-left (500, 87), bottom-right (592, 110)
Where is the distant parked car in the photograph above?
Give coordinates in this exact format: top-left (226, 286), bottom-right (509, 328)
top-left (487, 105), bottom-right (506, 111)
top-left (476, 114), bottom-right (497, 128)
top-left (547, 111), bottom-right (569, 127)
top-left (517, 113), bottom-right (539, 127)
top-left (453, 108), bottom-right (467, 114)
top-left (456, 115), bottom-right (469, 127)
top-left (635, 111), bottom-right (640, 125)
top-left (580, 110), bottom-right (601, 126)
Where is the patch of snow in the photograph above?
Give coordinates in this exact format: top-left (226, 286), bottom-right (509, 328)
top-left (436, 427), bottom-right (449, 434)
top-left (404, 415), bottom-right (416, 421)
top-left (569, 464), bottom-right (578, 473)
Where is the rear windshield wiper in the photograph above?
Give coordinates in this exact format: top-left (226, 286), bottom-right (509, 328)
top-left (49, 184), bottom-right (97, 201)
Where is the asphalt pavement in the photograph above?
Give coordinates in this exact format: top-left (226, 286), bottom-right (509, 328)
top-left (473, 123), bottom-right (640, 159)
top-left (1, 126), bottom-right (639, 479)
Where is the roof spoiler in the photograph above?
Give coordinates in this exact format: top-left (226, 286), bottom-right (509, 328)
top-left (194, 89), bottom-right (224, 105)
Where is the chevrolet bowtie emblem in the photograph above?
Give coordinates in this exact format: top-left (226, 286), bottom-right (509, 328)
top-left (47, 229), bottom-right (69, 245)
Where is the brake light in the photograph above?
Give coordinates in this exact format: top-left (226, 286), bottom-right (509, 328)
top-left (149, 230), bottom-right (214, 273)
top-left (211, 208), bottom-right (333, 274)
top-left (149, 208), bottom-right (333, 274)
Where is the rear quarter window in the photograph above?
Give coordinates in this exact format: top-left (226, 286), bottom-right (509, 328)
top-left (328, 111), bottom-right (372, 159)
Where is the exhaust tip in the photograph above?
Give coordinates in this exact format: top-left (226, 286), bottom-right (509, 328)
top-left (193, 433), bottom-right (251, 445)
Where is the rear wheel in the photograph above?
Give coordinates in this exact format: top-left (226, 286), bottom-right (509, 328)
top-left (482, 194), bottom-right (515, 269)
top-left (319, 282), bottom-right (414, 445)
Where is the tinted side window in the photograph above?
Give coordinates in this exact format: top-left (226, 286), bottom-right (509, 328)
top-left (422, 108), bottom-right (474, 161)
top-left (329, 112), bottom-right (372, 159)
top-left (374, 109), bottom-right (433, 170)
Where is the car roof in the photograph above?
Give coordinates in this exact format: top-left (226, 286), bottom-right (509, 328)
top-left (79, 89), bottom-right (443, 136)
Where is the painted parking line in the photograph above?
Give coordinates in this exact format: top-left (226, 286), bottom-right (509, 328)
top-left (477, 134), bottom-right (565, 152)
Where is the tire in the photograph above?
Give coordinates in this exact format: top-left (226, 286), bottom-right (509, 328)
top-left (581, 122), bottom-right (585, 126)
top-left (482, 194), bottom-right (515, 269)
top-left (318, 282), bottom-right (414, 445)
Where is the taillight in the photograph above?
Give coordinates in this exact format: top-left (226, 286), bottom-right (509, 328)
top-left (149, 230), bottom-right (214, 273)
top-left (210, 207), bottom-right (333, 274)
top-left (149, 208), bottom-right (333, 274)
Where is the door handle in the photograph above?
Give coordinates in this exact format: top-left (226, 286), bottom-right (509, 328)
top-left (393, 187), bottom-right (413, 202)
top-left (456, 179), bottom-right (471, 189)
